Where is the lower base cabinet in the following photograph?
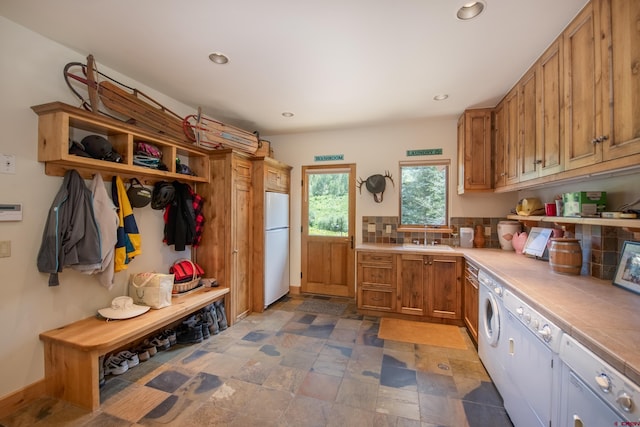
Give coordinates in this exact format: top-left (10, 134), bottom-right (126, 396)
top-left (357, 251), bottom-right (463, 323)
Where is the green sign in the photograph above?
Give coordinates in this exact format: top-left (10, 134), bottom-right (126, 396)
top-left (406, 148), bottom-right (443, 157)
top-left (314, 154), bottom-right (344, 162)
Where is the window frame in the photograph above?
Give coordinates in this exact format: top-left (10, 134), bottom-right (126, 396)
top-left (397, 159), bottom-right (451, 232)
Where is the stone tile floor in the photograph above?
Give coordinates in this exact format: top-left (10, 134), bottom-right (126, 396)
top-left (0, 294), bottom-right (513, 426)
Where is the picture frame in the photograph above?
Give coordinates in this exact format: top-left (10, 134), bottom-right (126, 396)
top-left (613, 241), bottom-right (640, 295)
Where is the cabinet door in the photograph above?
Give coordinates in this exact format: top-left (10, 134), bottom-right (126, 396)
top-left (564, 1), bottom-right (604, 170)
top-left (601, 0), bottom-right (640, 160)
top-left (504, 88), bottom-right (520, 185)
top-left (427, 256), bottom-right (462, 320)
top-left (398, 254), bottom-right (427, 316)
top-left (232, 157), bottom-right (253, 321)
top-left (537, 37), bottom-right (564, 177)
top-left (265, 165), bottom-right (290, 192)
top-left (519, 68), bottom-right (539, 181)
top-left (458, 109), bottom-right (493, 193)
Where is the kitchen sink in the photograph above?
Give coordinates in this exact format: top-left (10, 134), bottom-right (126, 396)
top-left (400, 243), bottom-right (454, 251)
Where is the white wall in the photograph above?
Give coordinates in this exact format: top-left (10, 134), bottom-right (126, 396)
top-left (0, 17), bottom-right (198, 398)
top-left (266, 121), bottom-right (518, 287)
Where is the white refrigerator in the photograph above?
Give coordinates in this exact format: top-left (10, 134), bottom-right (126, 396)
top-left (264, 192), bottom-right (290, 307)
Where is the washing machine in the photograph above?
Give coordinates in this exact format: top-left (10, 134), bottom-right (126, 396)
top-left (478, 270), bottom-right (512, 398)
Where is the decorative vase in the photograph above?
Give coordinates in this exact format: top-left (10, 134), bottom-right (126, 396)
top-left (512, 232), bottom-right (528, 255)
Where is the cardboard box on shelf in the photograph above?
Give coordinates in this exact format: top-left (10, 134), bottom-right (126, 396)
top-left (562, 192), bottom-right (607, 217)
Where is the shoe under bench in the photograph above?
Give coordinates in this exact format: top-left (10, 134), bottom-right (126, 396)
top-left (39, 287), bottom-right (229, 412)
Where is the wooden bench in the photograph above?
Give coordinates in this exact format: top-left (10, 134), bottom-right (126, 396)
top-left (39, 287), bottom-right (229, 411)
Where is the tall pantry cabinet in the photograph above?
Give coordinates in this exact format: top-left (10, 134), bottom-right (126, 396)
top-left (196, 150), bottom-right (253, 325)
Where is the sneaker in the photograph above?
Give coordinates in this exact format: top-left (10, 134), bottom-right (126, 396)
top-left (149, 335), bottom-right (170, 351)
top-left (118, 350), bottom-right (140, 368)
top-left (136, 347), bottom-right (150, 362)
top-left (164, 329), bottom-right (177, 346)
top-left (143, 340), bottom-right (157, 357)
top-left (103, 354), bottom-right (128, 376)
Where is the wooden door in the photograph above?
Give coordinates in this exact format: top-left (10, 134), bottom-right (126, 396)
top-left (537, 37), bottom-right (564, 177)
top-left (427, 255), bottom-right (462, 320)
top-left (564, 1), bottom-right (604, 170)
top-left (398, 254), bottom-right (427, 316)
top-left (232, 157), bottom-right (252, 321)
top-left (519, 68), bottom-right (539, 181)
top-left (301, 164), bottom-right (356, 297)
top-left (601, 0), bottom-right (640, 160)
top-left (504, 88), bottom-right (520, 185)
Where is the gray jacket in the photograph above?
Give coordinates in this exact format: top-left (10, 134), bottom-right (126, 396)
top-left (37, 169), bottom-right (102, 286)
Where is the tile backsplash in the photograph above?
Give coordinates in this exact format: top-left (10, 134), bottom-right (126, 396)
top-left (361, 216), bottom-right (638, 280)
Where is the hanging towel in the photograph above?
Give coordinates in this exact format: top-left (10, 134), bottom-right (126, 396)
top-left (112, 176), bottom-right (141, 272)
top-left (37, 170), bottom-right (102, 286)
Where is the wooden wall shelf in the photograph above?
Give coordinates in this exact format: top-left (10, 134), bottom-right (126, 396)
top-left (506, 214), bottom-right (640, 239)
top-left (32, 102), bottom-right (211, 185)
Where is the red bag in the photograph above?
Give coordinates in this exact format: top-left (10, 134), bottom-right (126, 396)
top-left (170, 259), bottom-right (204, 284)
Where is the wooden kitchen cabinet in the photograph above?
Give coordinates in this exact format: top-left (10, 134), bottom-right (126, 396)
top-left (564, 0), bottom-right (640, 170)
top-left (357, 252), bottom-right (396, 312)
top-left (600, 0), bottom-right (640, 160)
top-left (196, 150), bottom-right (253, 325)
top-left (504, 88), bottom-right (520, 186)
top-left (457, 109), bottom-right (493, 194)
top-left (251, 156), bottom-right (292, 312)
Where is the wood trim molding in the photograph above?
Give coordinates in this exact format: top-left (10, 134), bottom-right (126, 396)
top-left (0, 379), bottom-right (46, 419)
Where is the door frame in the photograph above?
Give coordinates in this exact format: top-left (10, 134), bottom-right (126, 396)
top-left (301, 163), bottom-right (356, 297)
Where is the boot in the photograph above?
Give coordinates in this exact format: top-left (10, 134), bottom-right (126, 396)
top-left (214, 300), bottom-right (228, 330)
top-left (208, 304), bottom-right (220, 335)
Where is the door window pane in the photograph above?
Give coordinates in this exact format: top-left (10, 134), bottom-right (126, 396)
top-left (307, 172), bottom-right (349, 236)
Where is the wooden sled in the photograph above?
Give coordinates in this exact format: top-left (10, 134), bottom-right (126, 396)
top-left (65, 55), bottom-right (194, 143)
top-left (183, 108), bottom-right (259, 155)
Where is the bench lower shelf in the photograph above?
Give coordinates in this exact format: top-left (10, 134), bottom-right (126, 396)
top-left (39, 287), bottom-right (229, 411)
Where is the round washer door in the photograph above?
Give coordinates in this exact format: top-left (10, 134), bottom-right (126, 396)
top-left (481, 292), bottom-right (500, 347)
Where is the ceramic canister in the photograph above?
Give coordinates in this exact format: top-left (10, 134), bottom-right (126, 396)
top-left (497, 221), bottom-right (521, 251)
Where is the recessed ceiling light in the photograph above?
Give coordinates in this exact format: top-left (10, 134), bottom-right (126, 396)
top-left (282, 112), bottom-right (294, 118)
top-left (456, 1), bottom-right (485, 20)
top-left (208, 52), bottom-right (229, 64)
top-left (433, 94), bottom-right (449, 101)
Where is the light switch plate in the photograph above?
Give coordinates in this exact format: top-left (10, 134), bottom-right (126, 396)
top-left (385, 225), bottom-right (392, 234)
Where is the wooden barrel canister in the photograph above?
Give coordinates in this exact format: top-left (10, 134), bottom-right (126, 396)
top-left (549, 238), bottom-right (582, 275)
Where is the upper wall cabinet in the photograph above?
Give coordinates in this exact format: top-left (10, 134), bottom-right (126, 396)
top-left (457, 108), bottom-right (493, 194)
top-left (519, 38), bottom-right (564, 182)
top-left (494, 88), bottom-right (520, 189)
top-left (565, 0), bottom-right (640, 170)
top-left (32, 102), bottom-right (210, 184)
top-left (600, 0), bottom-right (640, 160)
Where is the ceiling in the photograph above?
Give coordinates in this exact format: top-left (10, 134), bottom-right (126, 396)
top-left (1, 0), bottom-right (589, 135)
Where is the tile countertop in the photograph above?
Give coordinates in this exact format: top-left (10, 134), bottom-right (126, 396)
top-left (356, 244), bottom-right (640, 387)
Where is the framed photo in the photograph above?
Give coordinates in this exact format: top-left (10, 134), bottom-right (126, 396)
top-left (613, 241), bottom-right (640, 295)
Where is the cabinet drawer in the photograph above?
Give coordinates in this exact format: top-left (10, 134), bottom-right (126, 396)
top-left (358, 252), bottom-right (393, 264)
top-left (359, 264), bottom-right (394, 287)
top-left (358, 288), bottom-right (395, 311)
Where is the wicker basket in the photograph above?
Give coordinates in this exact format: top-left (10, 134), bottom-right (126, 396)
top-left (170, 259), bottom-right (202, 294)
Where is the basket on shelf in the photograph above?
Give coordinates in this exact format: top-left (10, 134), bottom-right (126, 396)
top-left (169, 258), bottom-right (204, 294)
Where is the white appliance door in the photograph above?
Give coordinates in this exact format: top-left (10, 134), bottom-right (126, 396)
top-left (264, 227), bottom-right (290, 307)
top-left (265, 192), bottom-right (289, 230)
